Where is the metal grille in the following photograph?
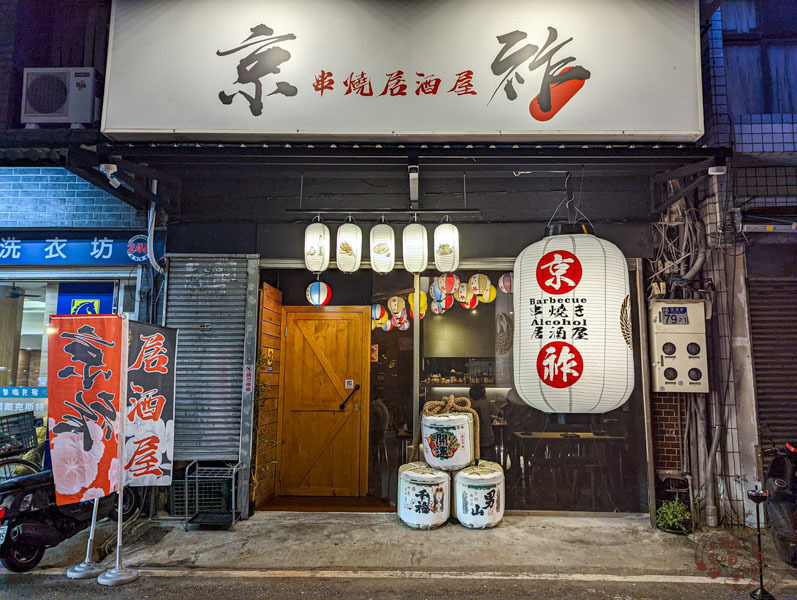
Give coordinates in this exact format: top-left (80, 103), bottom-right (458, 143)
top-left (165, 256), bottom-right (249, 461)
top-left (748, 277), bottom-right (797, 469)
top-left (167, 479), bottom-right (230, 517)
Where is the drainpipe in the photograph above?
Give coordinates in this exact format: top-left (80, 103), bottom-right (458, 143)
top-left (703, 391), bottom-right (722, 527)
top-left (147, 180), bottom-right (164, 275)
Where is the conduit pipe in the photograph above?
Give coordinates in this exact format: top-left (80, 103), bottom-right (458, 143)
top-left (148, 180), bottom-right (164, 275)
top-left (682, 220), bottom-right (706, 281)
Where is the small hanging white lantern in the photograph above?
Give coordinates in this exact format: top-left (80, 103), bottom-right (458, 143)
top-left (336, 220), bottom-right (362, 273)
top-left (434, 220), bottom-right (460, 272)
top-left (304, 220), bottom-right (330, 273)
top-left (370, 221), bottom-right (395, 275)
top-left (402, 220), bottom-right (428, 274)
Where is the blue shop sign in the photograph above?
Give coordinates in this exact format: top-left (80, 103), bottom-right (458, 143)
top-left (0, 387), bottom-right (48, 399)
top-left (0, 233), bottom-right (164, 266)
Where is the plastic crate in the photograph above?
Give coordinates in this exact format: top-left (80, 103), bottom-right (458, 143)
top-left (167, 478), bottom-right (231, 517)
top-left (0, 411), bottom-right (37, 457)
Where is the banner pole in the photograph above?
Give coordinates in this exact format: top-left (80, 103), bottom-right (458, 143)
top-left (99, 315), bottom-right (139, 586)
top-left (65, 498), bottom-right (105, 579)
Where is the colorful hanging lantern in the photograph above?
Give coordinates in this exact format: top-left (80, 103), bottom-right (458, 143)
top-left (304, 222), bottom-right (330, 273)
top-left (480, 286), bottom-right (497, 303)
top-left (397, 318), bottom-right (410, 331)
top-left (336, 222), bottom-right (362, 273)
top-left (408, 291), bottom-right (428, 319)
top-left (439, 295), bottom-right (454, 310)
top-left (437, 273), bottom-right (460, 295)
top-left (499, 272), bottom-right (514, 294)
top-left (370, 223), bottom-right (395, 275)
top-left (305, 281), bottom-right (331, 306)
top-left (430, 300), bottom-right (447, 315)
top-left (381, 319), bottom-right (394, 332)
top-left (394, 307), bottom-right (408, 323)
top-left (371, 319), bottom-right (379, 330)
top-left (469, 273), bottom-right (492, 297)
top-left (433, 222), bottom-right (460, 272)
top-left (513, 233), bottom-right (633, 414)
top-left (429, 281), bottom-right (445, 301)
top-left (402, 222), bottom-right (428, 274)
top-left (388, 296), bottom-right (406, 316)
top-left (372, 304), bottom-right (386, 321)
top-left (454, 282), bottom-right (473, 303)
top-left (460, 294), bottom-right (479, 310)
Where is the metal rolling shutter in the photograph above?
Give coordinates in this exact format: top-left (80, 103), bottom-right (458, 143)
top-left (748, 277), bottom-right (797, 464)
top-left (165, 256), bottom-right (251, 461)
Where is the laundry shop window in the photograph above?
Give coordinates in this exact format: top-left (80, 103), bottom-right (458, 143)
top-left (0, 280), bottom-right (135, 431)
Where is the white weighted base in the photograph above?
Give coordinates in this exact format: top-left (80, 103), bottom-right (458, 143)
top-left (98, 566), bottom-right (139, 586)
top-left (66, 561), bottom-right (106, 579)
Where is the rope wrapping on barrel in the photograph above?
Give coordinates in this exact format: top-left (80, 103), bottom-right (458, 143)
top-left (409, 395), bottom-right (480, 463)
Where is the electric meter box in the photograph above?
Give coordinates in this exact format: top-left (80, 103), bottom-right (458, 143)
top-left (648, 299), bottom-right (709, 393)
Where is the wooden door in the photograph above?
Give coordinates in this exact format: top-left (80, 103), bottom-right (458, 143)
top-left (252, 282), bottom-right (282, 506)
top-left (277, 307), bottom-right (370, 496)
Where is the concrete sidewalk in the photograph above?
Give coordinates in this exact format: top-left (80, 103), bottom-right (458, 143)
top-left (106, 512), bottom-right (698, 575)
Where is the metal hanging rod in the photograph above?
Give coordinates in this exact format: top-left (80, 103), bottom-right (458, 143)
top-left (285, 208), bottom-right (480, 214)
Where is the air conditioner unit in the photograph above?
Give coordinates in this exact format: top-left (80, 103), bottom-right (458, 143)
top-left (21, 67), bottom-right (98, 126)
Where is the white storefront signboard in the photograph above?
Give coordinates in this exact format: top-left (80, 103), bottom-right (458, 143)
top-left (103, 0), bottom-right (702, 142)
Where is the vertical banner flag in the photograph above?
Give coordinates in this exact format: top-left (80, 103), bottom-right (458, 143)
top-left (125, 322), bottom-right (177, 486)
top-left (48, 315), bottom-right (123, 506)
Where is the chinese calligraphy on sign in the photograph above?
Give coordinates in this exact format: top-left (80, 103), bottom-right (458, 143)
top-left (537, 341), bottom-right (583, 389)
top-left (125, 322), bottom-right (177, 486)
top-left (217, 23), bottom-right (298, 116)
top-left (48, 316), bottom-right (123, 506)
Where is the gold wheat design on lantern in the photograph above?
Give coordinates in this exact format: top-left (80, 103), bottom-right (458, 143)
top-left (621, 295), bottom-right (632, 348)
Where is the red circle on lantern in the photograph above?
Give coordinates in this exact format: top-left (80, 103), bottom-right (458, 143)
top-left (536, 250), bottom-right (582, 295)
top-left (536, 341), bottom-right (583, 388)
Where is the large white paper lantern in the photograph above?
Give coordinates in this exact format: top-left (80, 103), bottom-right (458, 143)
top-left (402, 223), bottom-right (428, 274)
top-left (513, 233), bottom-right (633, 413)
top-left (369, 223), bottom-right (395, 275)
top-left (434, 223), bottom-right (460, 272)
top-left (304, 222), bottom-right (330, 273)
top-left (336, 222), bottom-right (362, 273)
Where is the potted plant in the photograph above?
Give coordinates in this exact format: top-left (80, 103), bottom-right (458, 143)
top-left (656, 498), bottom-right (692, 534)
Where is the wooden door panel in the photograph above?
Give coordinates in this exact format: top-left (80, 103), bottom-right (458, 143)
top-left (278, 307), bottom-right (369, 497)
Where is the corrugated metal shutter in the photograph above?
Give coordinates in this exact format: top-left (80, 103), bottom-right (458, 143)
top-left (748, 277), bottom-right (797, 466)
top-left (165, 256), bottom-right (250, 461)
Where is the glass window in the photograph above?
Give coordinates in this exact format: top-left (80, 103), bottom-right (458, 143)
top-left (0, 279), bottom-right (134, 469)
top-left (368, 267), bottom-right (648, 514)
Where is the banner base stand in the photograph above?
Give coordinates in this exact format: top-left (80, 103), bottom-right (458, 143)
top-left (97, 566), bottom-right (139, 586)
top-left (66, 561), bottom-right (106, 579)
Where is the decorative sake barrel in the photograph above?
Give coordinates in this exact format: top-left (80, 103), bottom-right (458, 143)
top-left (398, 463), bottom-right (450, 529)
top-left (421, 413), bottom-right (475, 471)
top-left (453, 461), bottom-right (505, 529)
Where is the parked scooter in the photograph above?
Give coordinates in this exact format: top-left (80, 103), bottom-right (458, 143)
top-left (0, 470), bottom-right (138, 572)
top-left (764, 441), bottom-right (797, 566)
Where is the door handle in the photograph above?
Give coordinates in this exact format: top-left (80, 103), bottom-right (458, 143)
top-left (339, 384), bottom-right (361, 410)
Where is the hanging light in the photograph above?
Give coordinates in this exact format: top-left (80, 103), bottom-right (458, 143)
top-left (498, 272), bottom-right (514, 294)
top-left (336, 219), bottom-right (362, 273)
top-left (513, 231), bottom-right (633, 414)
top-left (480, 286), bottom-right (497, 303)
top-left (402, 217), bottom-right (428, 274)
top-left (408, 291), bottom-right (428, 319)
top-left (304, 219), bottom-right (330, 273)
top-left (469, 274), bottom-right (492, 297)
top-left (370, 220), bottom-right (395, 275)
top-left (305, 281), bottom-right (332, 306)
top-left (437, 273), bottom-right (460, 296)
top-left (434, 218), bottom-right (460, 272)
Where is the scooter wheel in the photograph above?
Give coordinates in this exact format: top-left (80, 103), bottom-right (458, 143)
top-left (0, 541), bottom-right (45, 572)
